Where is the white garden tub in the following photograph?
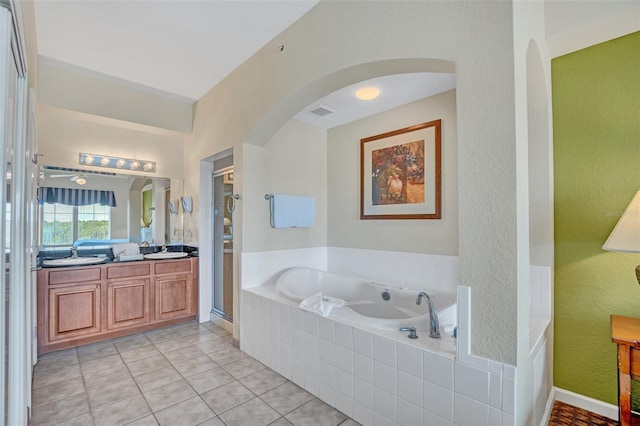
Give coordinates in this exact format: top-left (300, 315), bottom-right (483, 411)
top-left (276, 267), bottom-right (457, 337)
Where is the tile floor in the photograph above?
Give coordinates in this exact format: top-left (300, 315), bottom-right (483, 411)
top-left (30, 321), bottom-right (360, 426)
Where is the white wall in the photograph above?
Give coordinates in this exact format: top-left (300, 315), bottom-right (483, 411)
top-left (242, 119), bottom-right (327, 253)
top-left (37, 106), bottom-right (185, 180)
top-left (39, 59), bottom-right (194, 133)
top-left (512, 1), bottom-right (553, 425)
top-left (327, 90), bottom-right (458, 256)
top-left (185, 1), bottom-right (521, 365)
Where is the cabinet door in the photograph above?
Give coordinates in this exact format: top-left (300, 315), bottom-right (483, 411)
top-left (48, 284), bottom-right (101, 341)
top-left (107, 278), bottom-right (151, 330)
top-left (155, 274), bottom-right (192, 320)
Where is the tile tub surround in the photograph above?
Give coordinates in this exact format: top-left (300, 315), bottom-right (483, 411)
top-left (242, 287), bottom-right (516, 426)
top-left (31, 320), bottom-right (356, 426)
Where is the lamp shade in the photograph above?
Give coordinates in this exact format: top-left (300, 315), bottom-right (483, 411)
top-left (603, 190), bottom-right (640, 253)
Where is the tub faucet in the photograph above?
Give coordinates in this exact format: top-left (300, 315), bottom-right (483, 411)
top-left (416, 292), bottom-right (440, 339)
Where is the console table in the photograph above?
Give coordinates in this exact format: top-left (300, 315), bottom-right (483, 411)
top-left (611, 314), bottom-right (640, 426)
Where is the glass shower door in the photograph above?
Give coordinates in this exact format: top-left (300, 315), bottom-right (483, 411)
top-left (212, 169), bottom-right (233, 321)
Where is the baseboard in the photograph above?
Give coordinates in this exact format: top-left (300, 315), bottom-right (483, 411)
top-left (540, 388), bottom-right (556, 426)
top-left (554, 387), bottom-right (618, 421)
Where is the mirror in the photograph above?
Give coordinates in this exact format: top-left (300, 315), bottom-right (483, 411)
top-left (40, 166), bottom-right (184, 246)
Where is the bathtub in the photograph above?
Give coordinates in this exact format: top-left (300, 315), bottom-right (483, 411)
top-left (275, 267), bottom-right (457, 337)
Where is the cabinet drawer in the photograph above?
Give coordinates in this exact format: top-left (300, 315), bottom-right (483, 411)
top-left (48, 267), bottom-right (101, 285)
top-left (154, 260), bottom-right (191, 275)
top-left (107, 263), bottom-right (151, 279)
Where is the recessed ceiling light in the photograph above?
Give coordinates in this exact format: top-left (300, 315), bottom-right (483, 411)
top-left (355, 87), bottom-right (380, 100)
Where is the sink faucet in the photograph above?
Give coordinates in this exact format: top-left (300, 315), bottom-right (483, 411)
top-left (416, 291), bottom-right (441, 338)
top-left (71, 248), bottom-right (78, 258)
top-left (161, 245), bottom-right (167, 253)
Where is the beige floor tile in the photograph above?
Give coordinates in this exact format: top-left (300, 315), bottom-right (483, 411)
top-left (92, 394), bottom-right (151, 426)
top-left (29, 392), bottom-right (90, 426)
top-left (154, 396), bottom-right (215, 426)
top-left (196, 417), bottom-right (225, 426)
top-left (200, 381), bottom-right (254, 415)
top-left (223, 356), bottom-right (265, 379)
top-left (53, 412), bottom-right (95, 426)
top-left (207, 347), bottom-right (247, 365)
top-left (133, 365), bottom-right (182, 393)
top-left (194, 338), bottom-right (231, 355)
top-left (184, 330), bottom-right (220, 345)
top-left (259, 382), bottom-right (315, 416)
top-left (126, 354), bottom-right (172, 376)
top-left (87, 377), bottom-right (140, 410)
top-left (269, 418), bottom-right (294, 426)
top-left (338, 419), bottom-right (362, 426)
top-left (171, 354), bottom-right (219, 377)
top-left (32, 363), bottom-right (82, 389)
top-left (239, 368), bottom-right (287, 395)
top-left (35, 348), bottom-right (79, 373)
top-left (81, 353), bottom-right (124, 375)
top-left (154, 337), bottom-right (193, 354)
top-left (185, 367), bottom-right (236, 394)
top-left (120, 344), bottom-right (162, 364)
top-left (77, 341), bottom-right (118, 362)
top-left (284, 398), bottom-right (347, 426)
top-left (114, 334), bottom-right (152, 352)
top-left (176, 323), bottom-right (210, 337)
top-left (125, 414), bottom-right (159, 426)
top-left (83, 363), bottom-right (133, 394)
top-left (32, 376), bottom-right (85, 407)
top-left (219, 397), bottom-right (280, 426)
top-left (162, 345), bottom-right (205, 364)
top-left (142, 378), bottom-right (197, 412)
top-left (145, 328), bottom-right (182, 344)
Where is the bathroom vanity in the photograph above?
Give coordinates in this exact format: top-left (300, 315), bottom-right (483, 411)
top-left (37, 257), bottom-right (198, 354)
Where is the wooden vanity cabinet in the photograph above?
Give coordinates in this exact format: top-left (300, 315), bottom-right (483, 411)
top-left (106, 278), bottom-right (151, 330)
top-left (48, 283), bottom-right (102, 342)
top-left (37, 258), bottom-right (198, 354)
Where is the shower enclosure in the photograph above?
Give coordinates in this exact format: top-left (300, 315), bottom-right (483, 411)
top-left (212, 166), bottom-right (234, 321)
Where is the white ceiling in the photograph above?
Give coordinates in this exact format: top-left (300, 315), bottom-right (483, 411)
top-left (33, 0), bottom-right (319, 102)
top-left (293, 73), bottom-right (457, 129)
top-left (33, 1), bottom-right (638, 127)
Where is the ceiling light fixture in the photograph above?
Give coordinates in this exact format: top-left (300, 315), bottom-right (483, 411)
top-left (355, 87), bottom-right (380, 101)
top-left (79, 153), bottom-right (156, 173)
top-left (75, 177), bottom-right (87, 185)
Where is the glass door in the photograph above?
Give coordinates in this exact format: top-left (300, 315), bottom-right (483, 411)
top-left (212, 168), bottom-right (233, 321)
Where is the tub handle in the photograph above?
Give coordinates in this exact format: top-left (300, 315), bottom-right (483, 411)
top-left (400, 327), bottom-right (418, 339)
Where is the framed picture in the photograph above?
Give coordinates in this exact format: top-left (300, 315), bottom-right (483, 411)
top-left (360, 119), bottom-right (441, 220)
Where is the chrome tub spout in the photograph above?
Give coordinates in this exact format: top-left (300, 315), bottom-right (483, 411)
top-left (416, 291), bottom-right (441, 338)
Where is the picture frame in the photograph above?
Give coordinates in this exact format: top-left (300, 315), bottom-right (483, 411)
top-left (360, 119), bottom-right (441, 220)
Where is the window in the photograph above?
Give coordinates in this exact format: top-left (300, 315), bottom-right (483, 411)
top-left (42, 203), bottom-right (110, 247)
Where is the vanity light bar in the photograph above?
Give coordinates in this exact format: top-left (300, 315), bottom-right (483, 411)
top-left (79, 153), bottom-right (157, 173)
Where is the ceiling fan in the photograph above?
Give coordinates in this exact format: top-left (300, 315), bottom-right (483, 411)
top-left (47, 172), bottom-right (88, 185)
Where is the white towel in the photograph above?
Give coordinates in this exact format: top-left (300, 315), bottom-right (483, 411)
top-left (271, 194), bottom-right (316, 228)
top-left (111, 243), bottom-right (140, 258)
top-left (299, 292), bottom-right (346, 317)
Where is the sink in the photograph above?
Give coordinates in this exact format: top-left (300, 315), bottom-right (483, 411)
top-left (143, 252), bottom-right (189, 260)
top-left (43, 257), bottom-right (106, 267)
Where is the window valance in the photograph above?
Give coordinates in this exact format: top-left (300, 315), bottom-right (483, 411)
top-left (38, 187), bottom-right (117, 207)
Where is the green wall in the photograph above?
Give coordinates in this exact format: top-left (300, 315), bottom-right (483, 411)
top-left (554, 31), bottom-right (640, 404)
